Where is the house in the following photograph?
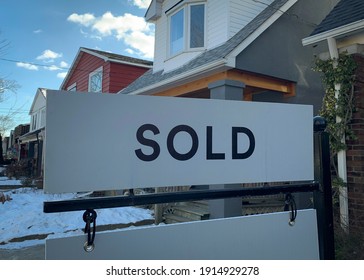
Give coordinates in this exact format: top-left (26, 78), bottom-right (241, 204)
top-left (122, 0), bottom-right (339, 114)
top-left (120, 0), bottom-right (341, 222)
top-left (19, 49), bottom-right (152, 179)
top-left (19, 88), bottom-right (46, 177)
top-left (60, 47), bottom-right (152, 93)
top-left (303, 0), bottom-right (364, 232)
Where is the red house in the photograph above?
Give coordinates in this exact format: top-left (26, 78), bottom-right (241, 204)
top-left (60, 47), bottom-right (152, 93)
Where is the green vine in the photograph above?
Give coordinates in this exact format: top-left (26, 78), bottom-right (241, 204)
top-left (313, 52), bottom-right (357, 176)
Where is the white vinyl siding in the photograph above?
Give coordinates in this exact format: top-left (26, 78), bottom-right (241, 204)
top-left (229, 0), bottom-right (274, 38)
top-left (153, 16), bottom-right (167, 73)
top-left (207, 0), bottom-right (229, 48)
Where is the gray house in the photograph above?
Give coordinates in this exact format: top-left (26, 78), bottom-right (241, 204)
top-left (122, 0), bottom-right (339, 114)
top-left (121, 0), bottom-right (341, 222)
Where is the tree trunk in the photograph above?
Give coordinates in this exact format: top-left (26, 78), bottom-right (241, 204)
top-left (0, 134), bottom-right (4, 164)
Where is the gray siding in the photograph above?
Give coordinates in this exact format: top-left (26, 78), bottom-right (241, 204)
top-left (236, 0), bottom-right (340, 114)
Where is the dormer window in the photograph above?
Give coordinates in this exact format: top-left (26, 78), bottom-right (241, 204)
top-left (169, 2), bottom-right (205, 57)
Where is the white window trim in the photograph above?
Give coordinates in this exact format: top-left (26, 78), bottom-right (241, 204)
top-left (31, 113), bottom-right (38, 131)
top-left (88, 66), bottom-right (103, 93)
top-left (167, 1), bottom-right (206, 58)
top-left (67, 82), bottom-right (77, 91)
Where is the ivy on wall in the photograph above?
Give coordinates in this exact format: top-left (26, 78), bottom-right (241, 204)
top-left (313, 52), bottom-right (357, 178)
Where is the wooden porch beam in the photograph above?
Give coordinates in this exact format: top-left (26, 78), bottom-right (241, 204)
top-left (226, 70), bottom-right (296, 96)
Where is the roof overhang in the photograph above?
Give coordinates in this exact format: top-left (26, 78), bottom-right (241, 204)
top-left (145, 0), bottom-right (163, 22)
top-left (302, 19), bottom-right (364, 46)
top-left (127, 59), bottom-right (230, 96)
top-left (19, 128), bottom-right (44, 143)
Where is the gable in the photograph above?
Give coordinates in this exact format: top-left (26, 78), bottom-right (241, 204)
top-left (62, 52), bottom-right (105, 92)
top-left (30, 89), bottom-right (46, 114)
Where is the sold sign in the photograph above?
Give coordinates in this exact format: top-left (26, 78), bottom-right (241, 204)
top-left (45, 90), bottom-right (313, 194)
top-left (135, 124), bottom-right (255, 162)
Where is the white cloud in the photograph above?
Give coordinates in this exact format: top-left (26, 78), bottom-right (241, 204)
top-left (44, 65), bottom-right (61, 71)
top-left (132, 0), bottom-right (152, 9)
top-left (124, 31), bottom-right (154, 58)
top-left (59, 61), bottom-right (69, 68)
top-left (37, 50), bottom-right (62, 62)
top-left (67, 13), bottom-right (95, 27)
top-left (33, 29), bottom-right (43, 34)
top-left (125, 48), bottom-right (135, 55)
top-left (16, 62), bottom-right (39, 71)
top-left (57, 72), bottom-right (68, 79)
top-left (68, 11), bottom-right (154, 59)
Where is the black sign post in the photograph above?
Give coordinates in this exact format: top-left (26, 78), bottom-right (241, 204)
top-left (313, 116), bottom-right (335, 260)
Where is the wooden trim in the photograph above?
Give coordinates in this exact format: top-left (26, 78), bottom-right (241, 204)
top-left (226, 70), bottom-right (295, 95)
top-left (153, 70), bottom-right (296, 97)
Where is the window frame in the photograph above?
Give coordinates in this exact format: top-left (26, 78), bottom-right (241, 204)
top-left (67, 82), bottom-right (77, 92)
top-left (167, 2), bottom-right (206, 57)
top-left (88, 66), bottom-right (103, 93)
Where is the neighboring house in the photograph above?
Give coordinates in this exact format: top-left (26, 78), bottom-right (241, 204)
top-left (303, 0), bottom-right (364, 232)
top-left (60, 47), bottom-right (152, 93)
top-left (19, 88), bottom-right (46, 177)
top-left (122, 0), bottom-right (339, 114)
top-left (20, 48), bottom-right (152, 178)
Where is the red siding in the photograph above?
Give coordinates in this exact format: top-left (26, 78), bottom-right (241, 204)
top-left (62, 51), bottom-right (150, 94)
top-left (108, 63), bottom-right (150, 93)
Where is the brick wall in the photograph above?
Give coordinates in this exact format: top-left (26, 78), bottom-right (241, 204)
top-left (346, 54), bottom-right (364, 231)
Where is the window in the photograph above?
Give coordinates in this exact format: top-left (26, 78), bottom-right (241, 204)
top-left (31, 114), bottom-right (37, 131)
top-left (67, 83), bottom-right (77, 91)
top-left (40, 108), bottom-right (46, 128)
top-left (170, 9), bottom-right (185, 56)
top-left (88, 67), bottom-right (103, 92)
top-left (169, 3), bottom-right (205, 56)
top-left (190, 4), bottom-right (205, 48)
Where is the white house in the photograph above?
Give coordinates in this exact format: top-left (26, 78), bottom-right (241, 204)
top-left (19, 88), bottom-right (47, 177)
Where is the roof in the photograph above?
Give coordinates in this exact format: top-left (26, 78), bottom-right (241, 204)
top-left (310, 0), bottom-right (364, 36)
top-left (60, 47), bottom-right (152, 90)
top-left (29, 88), bottom-right (47, 114)
top-left (81, 47), bottom-right (153, 67)
top-left (121, 0), bottom-right (294, 95)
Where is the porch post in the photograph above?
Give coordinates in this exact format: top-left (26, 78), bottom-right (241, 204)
top-left (208, 79), bottom-right (245, 219)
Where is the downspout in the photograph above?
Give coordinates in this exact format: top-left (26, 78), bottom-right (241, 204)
top-left (327, 37), bottom-right (349, 230)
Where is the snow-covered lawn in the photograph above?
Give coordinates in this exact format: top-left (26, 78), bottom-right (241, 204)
top-left (0, 183), bottom-right (154, 249)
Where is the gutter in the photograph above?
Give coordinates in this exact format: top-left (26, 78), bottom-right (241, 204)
top-left (302, 19), bottom-right (364, 46)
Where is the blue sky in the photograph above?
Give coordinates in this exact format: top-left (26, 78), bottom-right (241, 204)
top-left (0, 0), bottom-right (153, 135)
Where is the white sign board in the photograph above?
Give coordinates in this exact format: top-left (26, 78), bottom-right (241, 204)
top-left (46, 209), bottom-right (319, 260)
top-left (45, 90), bottom-right (313, 193)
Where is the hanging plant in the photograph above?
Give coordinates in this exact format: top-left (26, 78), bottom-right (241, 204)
top-left (313, 52), bottom-right (357, 177)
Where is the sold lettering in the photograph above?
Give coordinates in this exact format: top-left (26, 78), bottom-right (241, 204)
top-left (135, 124), bottom-right (255, 162)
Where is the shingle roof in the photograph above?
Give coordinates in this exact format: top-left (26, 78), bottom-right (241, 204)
top-left (121, 0), bottom-right (290, 95)
top-left (310, 0), bottom-right (364, 36)
top-left (82, 47), bottom-right (153, 67)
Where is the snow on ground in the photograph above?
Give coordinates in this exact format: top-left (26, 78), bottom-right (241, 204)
top-left (0, 177), bottom-right (22, 186)
top-left (0, 184), bottom-right (154, 250)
